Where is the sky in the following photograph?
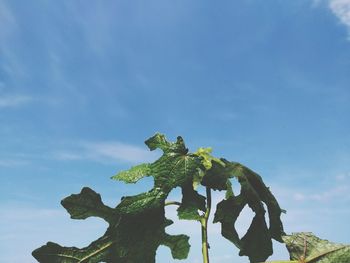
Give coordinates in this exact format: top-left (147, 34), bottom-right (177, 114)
top-left (0, 0), bottom-right (350, 262)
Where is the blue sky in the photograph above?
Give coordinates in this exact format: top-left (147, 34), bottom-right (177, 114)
top-left (1, 0), bottom-right (350, 262)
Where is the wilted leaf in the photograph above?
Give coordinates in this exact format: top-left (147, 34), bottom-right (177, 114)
top-left (232, 162), bottom-right (285, 242)
top-left (239, 215), bottom-right (272, 262)
top-left (213, 161), bottom-right (285, 263)
top-left (213, 195), bottom-right (246, 248)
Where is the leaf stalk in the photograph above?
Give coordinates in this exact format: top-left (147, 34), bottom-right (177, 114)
top-left (164, 201), bottom-right (182, 206)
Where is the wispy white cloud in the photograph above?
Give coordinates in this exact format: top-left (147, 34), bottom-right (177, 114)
top-left (292, 184), bottom-right (349, 202)
top-left (315, 0), bottom-right (350, 38)
top-left (83, 142), bottom-right (159, 163)
top-left (329, 0), bottom-right (350, 32)
top-left (54, 141), bottom-right (160, 164)
top-left (313, 0), bottom-right (350, 37)
top-left (0, 95), bottom-right (32, 108)
top-left (283, 170), bottom-right (350, 203)
top-left (271, 170), bottom-right (350, 204)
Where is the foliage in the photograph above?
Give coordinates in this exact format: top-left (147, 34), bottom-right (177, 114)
top-left (32, 133), bottom-right (285, 263)
top-left (280, 232), bottom-right (349, 263)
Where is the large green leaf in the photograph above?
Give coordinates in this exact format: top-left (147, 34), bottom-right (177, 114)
top-left (112, 133), bottom-right (203, 194)
top-left (151, 152), bottom-right (201, 193)
top-left (283, 232), bottom-right (350, 263)
top-left (33, 187), bottom-right (190, 263)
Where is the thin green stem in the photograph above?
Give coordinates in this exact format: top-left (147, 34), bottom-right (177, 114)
top-left (164, 201), bottom-right (181, 206)
top-left (201, 187), bottom-right (211, 263)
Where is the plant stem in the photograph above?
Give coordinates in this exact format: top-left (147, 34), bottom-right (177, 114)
top-left (164, 201), bottom-right (181, 206)
top-left (201, 187), bottom-right (211, 263)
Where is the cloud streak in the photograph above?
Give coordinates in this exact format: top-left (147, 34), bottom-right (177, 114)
top-left (54, 141), bottom-right (160, 164)
top-left (293, 184), bottom-right (350, 202)
top-left (329, 0), bottom-right (350, 34)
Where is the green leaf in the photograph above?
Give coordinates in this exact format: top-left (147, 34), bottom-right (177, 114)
top-left (61, 187), bottom-right (116, 224)
top-left (33, 187), bottom-right (190, 263)
top-left (111, 163), bottom-right (151, 183)
top-left (177, 180), bottom-right (206, 220)
top-left (201, 158), bottom-right (234, 191)
top-left (145, 133), bottom-right (171, 151)
top-left (213, 195), bottom-right (246, 248)
top-left (112, 133), bottom-right (204, 196)
top-left (145, 133), bottom-right (187, 154)
top-left (135, 133), bottom-right (203, 193)
top-left (213, 161), bottom-right (285, 263)
top-left (230, 162), bottom-right (285, 242)
top-left (193, 147), bottom-right (225, 170)
top-left (239, 215), bottom-right (272, 263)
top-left (225, 180), bottom-right (234, 199)
top-left (283, 232), bottom-right (350, 263)
top-left (32, 236), bottom-right (116, 263)
top-left (192, 168), bottom-right (205, 190)
top-left (161, 234), bottom-right (191, 259)
top-left (116, 188), bottom-right (166, 215)
top-left (151, 153), bottom-right (201, 193)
